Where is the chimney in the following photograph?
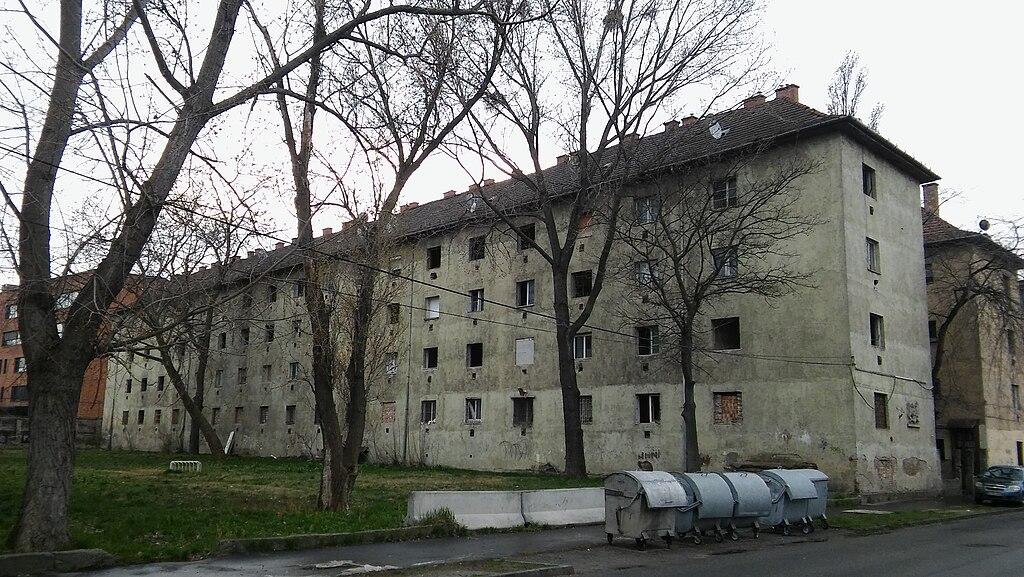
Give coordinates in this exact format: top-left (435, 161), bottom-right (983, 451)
top-left (681, 115), bottom-right (698, 127)
top-left (342, 220), bottom-right (356, 231)
top-left (483, 178), bottom-right (495, 186)
top-left (399, 202), bottom-right (419, 214)
top-left (443, 189), bottom-right (457, 198)
top-left (275, 242), bottom-right (285, 250)
top-left (556, 154), bottom-right (569, 165)
top-left (231, 255), bottom-right (240, 263)
top-left (774, 84), bottom-right (800, 103)
top-left (923, 183), bottom-right (940, 215)
top-left (663, 120), bottom-right (679, 132)
top-left (321, 227), bottom-right (333, 236)
top-left (468, 183), bottom-right (482, 193)
top-left (247, 250), bottom-right (255, 257)
top-left (743, 93), bottom-right (766, 108)
top-left (622, 133), bottom-right (639, 144)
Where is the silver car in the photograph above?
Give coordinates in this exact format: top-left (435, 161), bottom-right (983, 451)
top-left (974, 465), bottom-right (1024, 505)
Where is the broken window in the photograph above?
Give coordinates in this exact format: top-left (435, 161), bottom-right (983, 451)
top-left (712, 317), bottom-right (741, 350)
top-left (465, 397), bottom-right (482, 423)
top-left (426, 245), bottom-right (441, 269)
top-left (420, 400), bottom-right (437, 424)
top-left (512, 397), bottom-right (534, 427)
top-left (469, 235), bottom-right (486, 260)
top-left (466, 342), bottom-right (483, 368)
top-left (423, 347), bottom-right (439, 369)
top-left (712, 177), bottom-right (737, 209)
top-left (637, 326), bottom-right (659, 356)
top-left (571, 270), bottom-right (593, 298)
top-left (518, 224), bottom-right (536, 250)
top-left (516, 279), bottom-right (535, 307)
top-left (637, 393), bottom-right (661, 424)
top-left (870, 313), bottom-right (885, 348)
top-left (862, 163), bottom-right (876, 199)
top-left (713, 392), bottom-right (742, 425)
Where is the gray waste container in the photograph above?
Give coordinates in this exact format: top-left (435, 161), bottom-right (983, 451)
top-left (671, 472), bottom-right (735, 544)
top-left (720, 471), bottom-right (772, 539)
top-left (758, 469), bottom-right (824, 535)
top-left (605, 471), bottom-right (689, 550)
top-left (805, 469), bottom-right (829, 529)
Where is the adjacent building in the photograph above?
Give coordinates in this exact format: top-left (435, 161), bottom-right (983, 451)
top-left (103, 86), bottom-right (943, 495)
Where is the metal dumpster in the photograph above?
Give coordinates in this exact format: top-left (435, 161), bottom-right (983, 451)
top-left (605, 471), bottom-right (688, 550)
top-left (671, 472), bottom-right (735, 544)
top-left (720, 471), bottom-right (772, 539)
top-left (758, 469), bottom-right (822, 535)
top-left (805, 469), bottom-right (829, 529)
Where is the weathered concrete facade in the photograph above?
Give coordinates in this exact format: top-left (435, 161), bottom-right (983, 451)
top-left (103, 92), bottom-right (942, 495)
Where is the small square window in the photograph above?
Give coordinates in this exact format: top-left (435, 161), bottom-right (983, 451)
top-left (467, 342), bottom-right (483, 368)
top-left (420, 399), bottom-right (437, 423)
top-left (469, 235), bottom-right (486, 260)
top-left (423, 347), bottom-right (439, 369)
top-left (712, 247), bottom-right (738, 278)
top-left (637, 326), bottom-right (659, 356)
top-left (285, 405), bottom-right (296, 425)
top-left (468, 289), bottom-right (484, 313)
top-left (713, 392), bottom-right (742, 425)
top-left (516, 280), bottom-right (535, 307)
top-left (637, 393), bottom-right (660, 424)
top-left (573, 333), bottom-right (592, 359)
top-left (870, 313), bottom-right (885, 349)
top-left (512, 397), bottom-right (534, 427)
top-left (388, 303), bottom-right (401, 324)
top-left (579, 395), bottom-right (593, 424)
top-left (465, 397), bottom-right (482, 423)
top-left (259, 405), bottom-right (269, 425)
top-left (635, 197), bottom-right (660, 224)
top-left (426, 245), bottom-right (442, 269)
top-left (712, 317), bottom-right (741, 350)
top-left (863, 163), bottom-right (876, 199)
top-left (873, 392), bottom-right (888, 428)
top-left (866, 238), bottom-right (880, 273)
top-left (712, 177), bottom-right (737, 209)
top-left (571, 271), bottom-right (593, 298)
top-left (518, 224), bottom-right (536, 250)
top-left (425, 296), bottom-right (440, 320)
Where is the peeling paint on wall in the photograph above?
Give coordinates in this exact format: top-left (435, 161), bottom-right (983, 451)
top-left (902, 456), bottom-right (927, 476)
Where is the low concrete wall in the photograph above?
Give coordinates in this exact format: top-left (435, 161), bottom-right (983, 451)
top-left (406, 488), bottom-right (603, 530)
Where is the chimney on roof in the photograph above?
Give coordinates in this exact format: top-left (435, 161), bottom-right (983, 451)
top-left (247, 250), bottom-right (255, 257)
top-left (923, 183), bottom-right (940, 216)
top-left (321, 227), bottom-right (333, 236)
top-left (231, 255), bottom-right (240, 263)
top-left (743, 93), bottom-right (766, 108)
top-left (663, 120), bottom-right (679, 132)
top-left (483, 178), bottom-right (495, 186)
top-left (622, 133), bottom-right (639, 144)
top-left (275, 242), bottom-right (285, 250)
top-left (443, 189), bottom-right (457, 198)
top-left (681, 115), bottom-right (698, 127)
top-left (342, 220), bottom-right (356, 231)
top-left (774, 84), bottom-right (799, 103)
top-left (399, 202), bottom-right (419, 214)
top-left (556, 154), bottom-right (570, 165)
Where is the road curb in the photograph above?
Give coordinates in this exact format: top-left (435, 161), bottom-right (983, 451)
top-left (490, 562), bottom-right (574, 577)
top-left (218, 524), bottom-right (459, 555)
top-left (0, 548), bottom-right (117, 576)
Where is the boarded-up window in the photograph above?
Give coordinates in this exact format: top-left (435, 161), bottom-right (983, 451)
top-left (515, 337), bottom-right (535, 366)
top-left (382, 401), bottom-right (397, 424)
top-left (713, 392), bottom-right (742, 425)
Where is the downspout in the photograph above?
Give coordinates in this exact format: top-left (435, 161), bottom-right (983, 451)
top-left (401, 254), bottom-right (416, 464)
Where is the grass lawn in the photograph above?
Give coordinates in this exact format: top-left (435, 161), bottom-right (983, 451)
top-left (0, 448), bottom-right (601, 564)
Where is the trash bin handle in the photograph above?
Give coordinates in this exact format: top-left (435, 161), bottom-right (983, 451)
top-left (676, 501), bottom-right (699, 513)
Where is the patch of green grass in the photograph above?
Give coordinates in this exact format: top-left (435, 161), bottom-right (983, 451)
top-left (829, 507), bottom-right (976, 534)
top-left (0, 448), bottom-right (600, 563)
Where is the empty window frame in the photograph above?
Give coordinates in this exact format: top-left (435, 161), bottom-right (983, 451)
top-left (423, 347), bottom-right (439, 369)
top-left (518, 223), bottom-right (536, 250)
top-left (259, 405), bottom-right (269, 425)
top-left (468, 288), bottom-right (484, 312)
top-left (157, 376), bottom-right (165, 391)
top-left (573, 332), bottom-right (592, 359)
top-left (869, 313), bottom-right (885, 348)
top-left (873, 392), bottom-right (888, 428)
top-left (637, 326), bottom-right (659, 356)
top-left (635, 260), bottom-right (659, 287)
top-left (711, 317), bottom-right (741, 350)
top-left (571, 270), bottom-right (593, 298)
top-left (713, 392), bottom-right (743, 425)
top-left (712, 246), bottom-right (738, 278)
top-left (866, 237), bottom-right (881, 273)
top-left (516, 279), bottom-right (535, 307)
top-left (712, 177), bottom-right (737, 209)
top-left (466, 342), bottom-right (483, 368)
top-left (468, 235), bottom-right (486, 260)
top-left (285, 405), bottom-right (296, 425)
top-left (137, 409), bottom-right (145, 424)
top-left (234, 406), bottom-right (244, 425)
top-left (218, 332), bottom-right (227, 349)
top-left (637, 393), bottom-right (661, 424)
top-left (512, 397), bottom-right (534, 427)
top-left (515, 337), bottom-right (535, 366)
top-left (426, 245), bottom-right (442, 269)
top-left (579, 395), bottom-right (594, 424)
top-left (635, 196), bottom-right (660, 224)
top-left (465, 397), bottom-right (482, 423)
top-left (425, 296), bottom-right (440, 320)
top-left (862, 163), bottom-right (876, 199)
top-left (420, 399), bottom-right (437, 423)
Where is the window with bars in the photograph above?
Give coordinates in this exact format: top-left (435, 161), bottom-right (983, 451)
top-left (579, 395), bottom-right (593, 424)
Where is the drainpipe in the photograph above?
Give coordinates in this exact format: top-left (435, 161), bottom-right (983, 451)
top-left (401, 254), bottom-right (416, 464)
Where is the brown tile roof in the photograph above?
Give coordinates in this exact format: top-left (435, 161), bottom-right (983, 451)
top-left (923, 209), bottom-right (1024, 269)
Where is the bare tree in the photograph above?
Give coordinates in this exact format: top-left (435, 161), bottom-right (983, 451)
top-left (615, 150), bottom-right (820, 471)
top-left (826, 50), bottom-right (884, 131)
top-left (1, 0), bottom-right (501, 552)
top-left (455, 0), bottom-right (766, 476)
top-left (259, 0), bottom-right (507, 510)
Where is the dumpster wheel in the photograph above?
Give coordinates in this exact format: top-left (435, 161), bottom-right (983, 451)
top-left (782, 525), bottom-right (791, 536)
top-left (663, 535), bottom-right (673, 549)
top-left (714, 530), bottom-right (723, 543)
top-left (729, 530), bottom-right (740, 542)
top-left (635, 537), bottom-right (646, 551)
top-left (820, 519), bottom-right (829, 530)
top-left (607, 533), bottom-right (614, 544)
top-left (692, 533), bottom-right (703, 545)
top-left (752, 526), bottom-right (760, 539)
top-left (801, 523), bottom-right (812, 535)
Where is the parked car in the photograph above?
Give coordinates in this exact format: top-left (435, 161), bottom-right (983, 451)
top-left (974, 465), bottom-right (1024, 505)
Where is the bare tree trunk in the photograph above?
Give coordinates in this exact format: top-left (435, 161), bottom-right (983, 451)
top-left (551, 267), bottom-right (586, 477)
top-left (339, 263), bottom-right (375, 508)
top-left (679, 323), bottom-right (699, 472)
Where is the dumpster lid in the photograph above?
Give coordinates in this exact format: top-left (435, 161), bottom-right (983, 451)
top-left (608, 471), bottom-right (688, 508)
top-left (760, 469), bottom-right (818, 500)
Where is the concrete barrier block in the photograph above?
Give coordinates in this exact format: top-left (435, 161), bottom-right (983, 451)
top-left (407, 490), bottom-right (525, 529)
top-left (522, 488), bottom-right (603, 526)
